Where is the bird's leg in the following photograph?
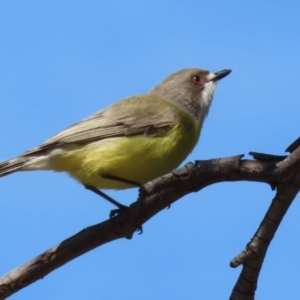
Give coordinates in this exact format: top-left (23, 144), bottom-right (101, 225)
top-left (102, 174), bottom-right (170, 211)
top-left (102, 173), bottom-right (171, 211)
top-left (101, 174), bottom-right (141, 187)
top-left (101, 174), bottom-right (142, 218)
top-left (86, 175), bottom-right (143, 233)
top-left (84, 185), bottom-right (127, 216)
top-left (84, 184), bottom-right (143, 234)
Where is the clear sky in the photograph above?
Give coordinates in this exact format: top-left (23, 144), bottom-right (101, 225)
top-left (0, 1), bottom-right (299, 299)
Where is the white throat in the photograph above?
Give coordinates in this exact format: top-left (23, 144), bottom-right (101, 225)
top-left (200, 72), bottom-right (217, 117)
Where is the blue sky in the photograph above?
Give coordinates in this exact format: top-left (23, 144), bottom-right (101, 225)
top-left (0, 1), bottom-right (300, 299)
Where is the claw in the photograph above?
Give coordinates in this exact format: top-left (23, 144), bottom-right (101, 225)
top-left (109, 205), bottom-right (128, 218)
top-left (137, 226), bottom-right (143, 234)
top-left (109, 206), bottom-right (143, 234)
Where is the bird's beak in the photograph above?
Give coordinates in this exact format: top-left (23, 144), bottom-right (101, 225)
top-left (211, 69), bottom-right (232, 82)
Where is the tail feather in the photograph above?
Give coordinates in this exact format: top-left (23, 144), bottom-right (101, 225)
top-left (0, 157), bottom-right (35, 177)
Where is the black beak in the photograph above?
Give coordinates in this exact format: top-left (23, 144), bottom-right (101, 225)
top-left (211, 69), bottom-right (231, 82)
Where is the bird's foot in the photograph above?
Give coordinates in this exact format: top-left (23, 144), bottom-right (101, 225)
top-left (109, 205), bottom-right (143, 234)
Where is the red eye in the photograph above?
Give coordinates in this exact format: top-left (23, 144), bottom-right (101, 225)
top-left (192, 75), bottom-right (202, 85)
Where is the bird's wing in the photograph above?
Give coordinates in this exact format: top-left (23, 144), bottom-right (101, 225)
top-left (22, 94), bottom-right (179, 156)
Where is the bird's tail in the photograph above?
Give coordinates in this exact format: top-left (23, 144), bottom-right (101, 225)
top-left (0, 156), bottom-right (35, 177)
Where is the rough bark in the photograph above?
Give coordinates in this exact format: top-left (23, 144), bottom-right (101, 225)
top-left (0, 137), bottom-right (299, 299)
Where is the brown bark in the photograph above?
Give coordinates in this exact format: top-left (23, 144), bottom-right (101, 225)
top-left (0, 137), bottom-right (299, 299)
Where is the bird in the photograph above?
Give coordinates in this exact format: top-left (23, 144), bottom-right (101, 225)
top-left (0, 67), bottom-right (231, 210)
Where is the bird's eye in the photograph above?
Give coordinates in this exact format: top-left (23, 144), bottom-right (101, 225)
top-left (192, 75), bottom-right (202, 85)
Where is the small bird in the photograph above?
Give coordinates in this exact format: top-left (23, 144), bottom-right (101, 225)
top-left (0, 67), bottom-right (231, 209)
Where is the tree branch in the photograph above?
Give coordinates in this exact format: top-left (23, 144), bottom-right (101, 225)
top-left (229, 183), bottom-right (299, 300)
top-left (0, 137), bottom-right (299, 299)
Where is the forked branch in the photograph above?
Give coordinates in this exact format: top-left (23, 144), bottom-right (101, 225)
top-left (0, 137), bottom-right (299, 299)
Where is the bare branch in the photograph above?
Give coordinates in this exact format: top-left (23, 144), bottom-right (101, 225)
top-left (229, 183), bottom-right (299, 300)
top-left (0, 137), bottom-right (299, 299)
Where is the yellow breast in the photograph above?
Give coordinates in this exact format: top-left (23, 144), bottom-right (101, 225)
top-left (50, 113), bottom-right (201, 189)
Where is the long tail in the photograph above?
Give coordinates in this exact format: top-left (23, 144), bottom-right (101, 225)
top-left (0, 156), bottom-right (35, 177)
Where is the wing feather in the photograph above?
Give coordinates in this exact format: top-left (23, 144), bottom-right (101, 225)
top-left (22, 94), bottom-right (179, 156)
